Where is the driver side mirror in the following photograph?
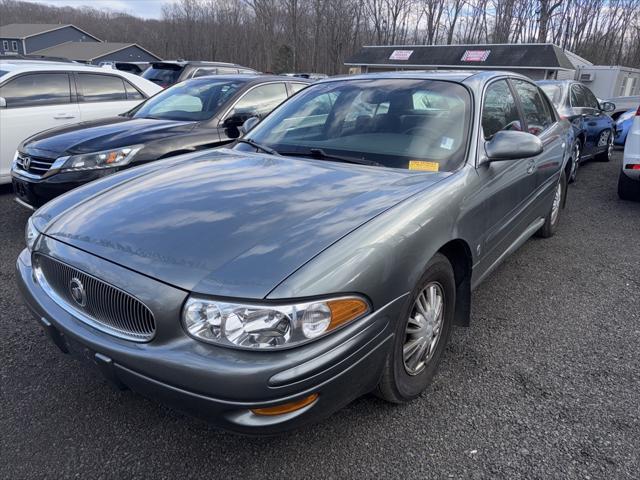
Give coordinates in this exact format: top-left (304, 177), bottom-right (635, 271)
top-left (239, 116), bottom-right (260, 136)
top-left (600, 101), bottom-right (615, 113)
top-left (483, 130), bottom-right (543, 162)
top-left (0, 97), bottom-right (6, 108)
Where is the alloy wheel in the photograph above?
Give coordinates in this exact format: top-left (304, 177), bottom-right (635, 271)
top-left (403, 282), bottom-right (445, 376)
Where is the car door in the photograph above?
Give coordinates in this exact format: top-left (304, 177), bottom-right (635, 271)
top-left (0, 72), bottom-right (79, 182)
top-left (475, 78), bottom-right (536, 267)
top-left (219, 82), bottom-right (288, 141)
top-left (75, 73), bottom-right (142, 121)
top-left (568, 83), bottom-right (593, 153)
top-left (582, 85), bottom-right (613, 153)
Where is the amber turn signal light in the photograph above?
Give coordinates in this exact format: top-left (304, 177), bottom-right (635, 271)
top-left (327, 298), bottom-right (369, 331)
top-left (251, 393), bottom-right (319, 416)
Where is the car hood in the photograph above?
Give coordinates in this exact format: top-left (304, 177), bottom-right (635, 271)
top-left (41, 149), bottom-right (446, 298)
top-left (23, 117), bottom-right (197, 158)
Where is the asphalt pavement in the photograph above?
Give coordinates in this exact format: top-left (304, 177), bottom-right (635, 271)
top-left (1, 152), bottom-right (639, 479)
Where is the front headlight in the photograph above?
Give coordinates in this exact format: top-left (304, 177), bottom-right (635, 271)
top-left (25, 216), bottom-right (40, 251)
top-left (182, 296), bottom-right (370, 349)
top-left (61, 145), bottom-right (143, 171)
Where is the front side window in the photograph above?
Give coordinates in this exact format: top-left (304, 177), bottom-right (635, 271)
top-left (225, 83), bottom-right (288, 120)
top-left (242, 79), bottom-right (471, 172)
top-left (289, 83), bottom-right (308, 94)
top-left (0, 73), bottom-right (71, 108)
top-left (482, 80), bottom-right (522, 140)
top-left (512, 79), bottom-right (554, 136)
top-left (124, 81), bottom-right (144, 100)
top-left (582, 86), bottom-right (600, 109)
top-left (78, 74), bottom-right (127, 102)
top-left (570, 84), bottom-right (587, 108)
top-left (131, 78), bottom-right (245, 121)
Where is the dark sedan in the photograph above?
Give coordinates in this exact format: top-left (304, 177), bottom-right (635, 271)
top-left (11, 75), bottom-right (310, 208)
top-left (538, 80), bottom-right (615, 182)
top-left (18, 71), bottom-right (571, 434)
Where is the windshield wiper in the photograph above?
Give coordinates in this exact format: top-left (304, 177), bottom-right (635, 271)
top-left (280, 148), bottom-right (383, 167)
top-left (236, 138), bottom-right (281, 156)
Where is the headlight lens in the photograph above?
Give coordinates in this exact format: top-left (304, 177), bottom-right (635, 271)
top-left (182, 296), bottom-right (370, 349)
top-left (25, 216), bottom-right (40, 251)
top-left (61, 145), bottom-right (143, 171)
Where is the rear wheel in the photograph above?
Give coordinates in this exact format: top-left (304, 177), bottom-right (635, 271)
top-left (375, 254), bottom-right (455, 403)
top-left (618, 171), bottom-right (639, 201)
top-left (536, 171), bottom-right (566, 238)
top-left (595, 130), bottom-right (613, 162)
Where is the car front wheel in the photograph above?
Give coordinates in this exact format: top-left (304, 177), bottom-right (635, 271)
top-left (536, 170), bottom-right (566, 238)
top-left (375, 253), bottom-right (455, 403)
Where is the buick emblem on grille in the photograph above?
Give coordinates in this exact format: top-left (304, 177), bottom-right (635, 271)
top-left (69, 277), bottom-right (87, 307)
top-left (22, 156), bottom-right (31, 170)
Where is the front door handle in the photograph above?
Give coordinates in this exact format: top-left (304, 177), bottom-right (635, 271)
top-left (53, 113), bottom-right (75, 119)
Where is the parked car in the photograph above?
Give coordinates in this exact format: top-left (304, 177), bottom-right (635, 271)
top-left (538, 80), bottom-right (615, 182)
top-left (142, 60), bottom-right (259, 88)
top-left (618, 105), bottom-right (640, 200)
top-left (17, 71), bottom-right (571, 434)
top-left (11, 75), bottom-right (310, 209)
top-left (605, 95), bottom-right (640, 121)
top-left (0, 61), bottom-right (161, 187)
top-left (614, 107), bottom-right (638, 146)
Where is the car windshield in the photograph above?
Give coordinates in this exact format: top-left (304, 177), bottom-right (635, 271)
top-left (540, 84), bottom-right (563, 109)
top-left (131, 79), bottom-right (245, 121)
top-left (241, 79), bottom-right (471, 172)
top-left (142, 64), bottom-right (184, 87)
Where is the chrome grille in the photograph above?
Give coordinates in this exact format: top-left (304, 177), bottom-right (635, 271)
top-left (15, 152), bottom-right (56, 176)
top-left (34, 254), bottom-right (156, 342)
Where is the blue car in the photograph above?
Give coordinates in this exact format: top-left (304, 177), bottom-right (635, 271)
top-left (614, 108), bottom-right (637, 146)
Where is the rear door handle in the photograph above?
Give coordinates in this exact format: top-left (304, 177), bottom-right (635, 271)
top-left (527, 159), bottom-right (536, 174)
top-left (53, 113), bottom-right (75, 119)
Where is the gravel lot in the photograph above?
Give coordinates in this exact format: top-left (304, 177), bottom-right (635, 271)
top-left (1, 152), bottom-right (639, 479)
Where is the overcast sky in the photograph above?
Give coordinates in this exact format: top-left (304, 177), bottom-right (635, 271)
top-left (22, 0), bottom-right (179, 19)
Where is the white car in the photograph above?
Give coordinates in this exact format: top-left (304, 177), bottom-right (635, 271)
top-left (0, 61), bottom-right (162, 184)
top-left (619, 105), bottom-right (640, 200)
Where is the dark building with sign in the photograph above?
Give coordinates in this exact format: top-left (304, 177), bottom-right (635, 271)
top-left (345, 43), bottom-right (581, 81)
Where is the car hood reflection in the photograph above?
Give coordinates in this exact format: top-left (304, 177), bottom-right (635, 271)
top-left (44, 150), bottom-right (447, 298)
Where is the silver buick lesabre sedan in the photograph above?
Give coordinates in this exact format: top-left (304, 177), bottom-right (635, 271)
top-left (17, 71), bottom-right (572, 434)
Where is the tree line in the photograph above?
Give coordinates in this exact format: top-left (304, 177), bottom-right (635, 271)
top-left (1, 0), bottom-right (638, 73)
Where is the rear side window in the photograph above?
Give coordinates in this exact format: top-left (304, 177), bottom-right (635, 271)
top-left (142, 64), bottom-right (184, 87)
top-left (78, 74), bottom-right (127, 102)
top-left (216, 67), bottom-right (239, 74)
top-left (0, 73), bottom-right (71, 108)
top-left (192, 68), bottom-right (218, 78)
top-left (124, 81), bottom-right (144, 100)
top-left (482, 80), bottom-right (522, 140)
top-left (289, 83), bottom-right (308, 94)
top-left (512, 80), bottom-right (554, 136)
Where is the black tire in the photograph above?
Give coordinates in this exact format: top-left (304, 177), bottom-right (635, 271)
top-left (595, 130), bottom-right (613, 162)
top-left (375, 253), bottom-right (455, 403)
top-left (536, 170), bottom-right (566, 238)
top-left (618, 171), bottom-right (639, 201)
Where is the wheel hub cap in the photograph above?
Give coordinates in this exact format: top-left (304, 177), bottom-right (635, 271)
top-left (403, 282), bottom-right (444, 376)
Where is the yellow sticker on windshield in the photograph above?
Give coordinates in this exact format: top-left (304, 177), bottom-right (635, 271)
top-left (409, 160), bottom-right (440, 172)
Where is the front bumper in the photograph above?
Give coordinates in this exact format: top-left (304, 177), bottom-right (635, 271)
top-left (16, 247), bottom-right (401, 434)
top-left (11, 169), bottom-right (118, 209)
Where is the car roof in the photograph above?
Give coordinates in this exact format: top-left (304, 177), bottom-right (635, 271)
top-left (316, 70), bottom-right (531, 84)
top-left (0, 61), bottom-right (135, 74)
top-left (184, 74), bottom-right (311, 84)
